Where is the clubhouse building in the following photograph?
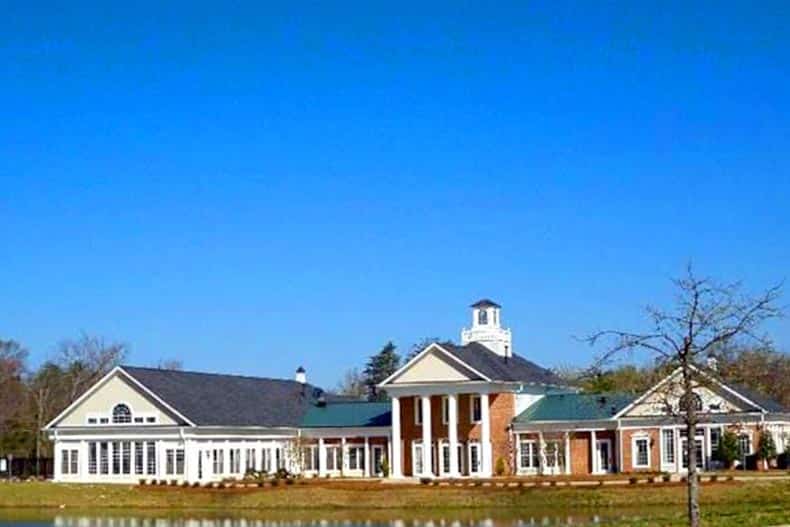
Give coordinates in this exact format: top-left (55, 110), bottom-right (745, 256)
top-left (46, 300), bottom-right (789, 483)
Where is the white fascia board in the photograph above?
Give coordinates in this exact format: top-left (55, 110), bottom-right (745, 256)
top-left (378, 343), bottom-right (491, 387)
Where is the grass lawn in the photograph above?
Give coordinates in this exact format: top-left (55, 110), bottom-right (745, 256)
top-left (0, 479), bottom-right (788, 526)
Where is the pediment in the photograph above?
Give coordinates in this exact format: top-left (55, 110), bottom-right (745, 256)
top-left (623, 371), bottom-right (754, 418)
top-left (389, 348), bottom-right (482, 384)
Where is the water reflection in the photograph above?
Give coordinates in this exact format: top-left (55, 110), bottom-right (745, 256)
top-left (48, 515), bottom-right (619, 527)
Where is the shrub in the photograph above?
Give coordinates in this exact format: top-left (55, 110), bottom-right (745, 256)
top-left (158, 479), bottom-right (168, 486)
top-left (710, 474), bottom-right (719, 482)
top-left (419, 477), bottom-right (431, 485)
top-left (270, 479), bottom-right (279, 486)
top-left (662, 473), bottom-right (671, 482)
top-left (181, 481), bottom-right (190, 487)
top-left (647, 476), bottom-right (655, 484)
top-left (495, 457), bottom-right (506, 476)
top-left (285, 478), bottom-right (295, 485)
top-left (169, 479), bottom-right (179, 486)
top-left (629, 476), bottom-right (638, 485)
top-left (138, 478), bottom-right (147, 486)
top-left (192, 482), bottom-right (201, 488)
top-left (380, 458), bottom-right (390, 478)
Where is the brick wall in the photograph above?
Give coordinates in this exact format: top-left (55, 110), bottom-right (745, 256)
top-left (621, 428), bottom-right (660, 472)
top-left (397, 392), bottom-right (515, 476)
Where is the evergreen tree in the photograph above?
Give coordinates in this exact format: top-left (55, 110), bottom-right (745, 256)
top-left (717, 430), bottom-right (740, 469)
top-left (756, 430), bottom-right (777, 464)
top-left (363, 341), bottom-right (401, 401)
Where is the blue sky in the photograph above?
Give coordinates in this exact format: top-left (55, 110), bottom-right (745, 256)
top-left (2, 1), bottom-right (789, 388)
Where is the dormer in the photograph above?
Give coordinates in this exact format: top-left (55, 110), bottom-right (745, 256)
top-left (461, 299), bottom-right (513, 357)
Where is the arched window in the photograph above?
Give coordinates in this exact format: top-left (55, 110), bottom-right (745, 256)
top-left (478, 309), bottom-right (488, 325)
top-left (112, 404), bottom-right (132, 424)
top-left (680, 393), bottom-right (703, 413)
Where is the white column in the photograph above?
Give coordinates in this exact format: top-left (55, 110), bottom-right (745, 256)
top-left (514, 433), bottom-right (522, 474)
top-left (364, 436), bottom-right (371, 477)
top-left (480, 393), bottom-right (492, 476)
top-left (391, 397), bottom-right (402, 477)
top-left (564, 432), bottom-right (572, 475)
top-left (675, 428), bottom-right (681, 474)
top-left (591, 430), bottom-right (598, 474)
top-left (448, 393), bottom-right (459, 477)
top-left (318, 438), bottom-right (326, 477)
top-left (341, 437), bottom-right (348, 476)
top-left (704, 427), bottom-right (712, 471)
top-left (421, 395), bottom-right (433, 477)
top-left (269, 442), bottom-right (277, 473)
top-left (185, 440), bottom-right (200, 483)
top-left (53, 441), bottom-right (63, 481)
top-left (538, 431), bottom-right (545, 475)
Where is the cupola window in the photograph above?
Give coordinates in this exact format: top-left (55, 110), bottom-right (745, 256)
top-left (478, 309), bottom-right (488, 325)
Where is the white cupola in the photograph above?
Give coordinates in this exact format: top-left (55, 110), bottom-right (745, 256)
top-left (461, 299), bottom-right (513, 357)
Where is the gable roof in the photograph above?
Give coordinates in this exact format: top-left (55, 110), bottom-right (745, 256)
top-left (121, 366), bottom-right (324, 427)
top-left (442, 342), bottom-right (565, 385)
top-left (301, 402), bottom-right (391, 428)
top-left (515, 393), bottom-right (635, 422)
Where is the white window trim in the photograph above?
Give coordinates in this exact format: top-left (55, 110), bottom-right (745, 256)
top-left (467, 440), bottom-right (482, 476)
top-left (517, 439), bottom-right (539, 472)
top-left (412, 440), bottom-right (424, 476)
top-left (660, 428), bottom-right (675, 466)
top-left (470, 395), bottom-right (482, 424)
top-left (632, 435), bottom-right (651, 469)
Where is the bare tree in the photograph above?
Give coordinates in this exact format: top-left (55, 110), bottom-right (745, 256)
top-left (155, 358), bottom-right (183, 370)
top-left (56, 333), bottom-right (128, 402)
top-left (585, 266), bottom-right (782, 527)
top-left (334, 367), bottom-right (366, 398)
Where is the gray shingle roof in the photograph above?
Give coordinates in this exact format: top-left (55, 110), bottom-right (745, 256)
top-left (121, 366), bottom-right (323, 427)
top-left (471, 299), bottom-right (501, 308)
top-left (725, 381), bottom-right (786, 413)
top-left (442, 342), bottom-right (565, 385)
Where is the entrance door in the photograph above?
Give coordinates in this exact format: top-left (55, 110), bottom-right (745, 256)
top-left (371, 445), bottom-right (384, 476)
top-left (596, 439), bottom-right (613, 473)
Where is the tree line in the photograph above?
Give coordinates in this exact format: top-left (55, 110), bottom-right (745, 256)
top-left (0, 333), bottom-right (181, 459)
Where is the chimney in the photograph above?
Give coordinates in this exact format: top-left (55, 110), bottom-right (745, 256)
top-left (295, 366), bottom-right (306, 384)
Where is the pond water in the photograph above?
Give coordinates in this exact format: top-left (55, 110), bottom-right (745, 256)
top-left (0, 510), bottom-right (666, 527)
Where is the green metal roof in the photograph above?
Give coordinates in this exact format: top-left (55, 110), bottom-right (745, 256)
top-left (514, 393), bottom-right (635, 422)
top-left (301, 402), bottom-right (391, 428)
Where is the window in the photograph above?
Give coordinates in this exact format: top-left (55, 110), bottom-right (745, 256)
top-left (633, 437), bottom-right (650, 468)
top-left (112, 441), bottom-right (122, 474)
top-left (229, 448), bottom-right (241, 473)
top-left (412, 441), bottom-right (424, 475)
top-left (212, 449), bottom-right (224, 474)
top-left (262, 448), bottom-right (271, 473)
top-left (61, 449), bottom-right (69, 475)
top-left (88, 442), bottom-right (97, 474)
top-left (680, 393), bottom-right (703, 413)
top-left (134, 417), bottom-right (144, 424)
top-left (326, 446), bottom-right (341, 471)
top-left (146, 442), bottom-right (156, 475)
top-left (544, 442), bottom-right (560, 468)
top-left (99, 417), bottom-right (109, 424)
top-left (134, 442), bottom-right (144, 474)
top-left (112, 404), bottom-right (132, 424)
top-left (414, 397), bottom-right (423, 425)
top-left (166, 449), bottom-right (175, 475)
top-left (468, 442), bottom-right (481, 474)
top-left (710, 428), bottom-right (722, 459)
top-left (478, 309), bottom-right (488, 325)
top-left (100, 442), bottom-right (109, 474)
top-left (738, 434), bottom-right (752, 457)
top-left (121, 442), bottom-right (131, 474)
top-left (519, 440), bottom-right (539, 470)
top-left (662, 430), bottom-right (675, 465)
top-left (176, 449), bottom-right (185, 474)
top-left (348, 446), bottom-right (365, 471)
top-left (87, 417), bottom-right (97, 425)
top-left (682, 438), bottom-right (704, 469)
top-left (146, 416), bottom-right (156, 423)
top-left (441, 442), bottom-right (451, 474)
top-left (301, 446), bottom-right (319, 471)
top-left (245, 448), bottom-right (257, 472)
top-left (470, 395), bottom-right (482, 423)
top-left (442, 396), bottom-right (449, 424)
